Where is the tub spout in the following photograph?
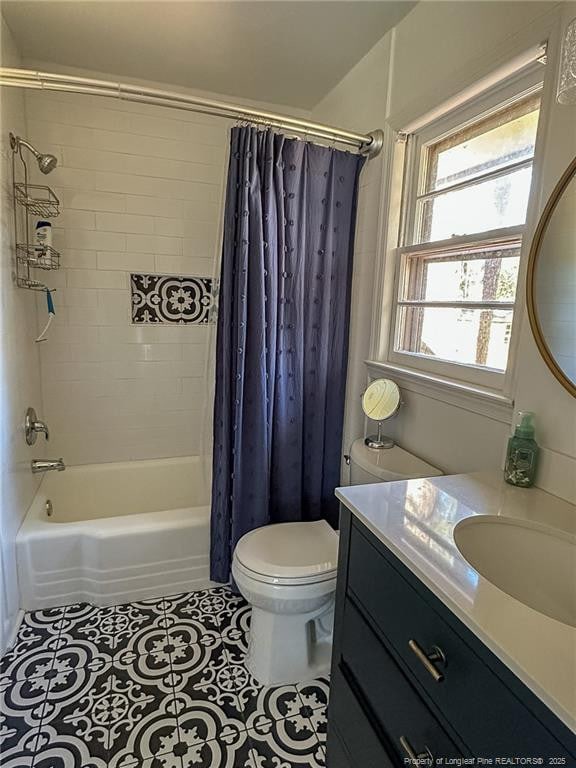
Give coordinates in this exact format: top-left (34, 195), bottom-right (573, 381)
top-left (31, 458), bottom-right (65, 474)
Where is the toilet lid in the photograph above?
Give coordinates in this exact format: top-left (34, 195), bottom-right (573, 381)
top-left (234, 520), bottom-right (338, 582)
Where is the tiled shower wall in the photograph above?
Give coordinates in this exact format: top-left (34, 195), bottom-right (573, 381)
top-left (25, 87), bottom-right (231, 465)
top-left (0, 18), bottom-right (45, 651)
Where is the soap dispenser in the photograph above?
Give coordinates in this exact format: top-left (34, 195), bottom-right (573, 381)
top-left (504, 411), bottom-right (539, 487)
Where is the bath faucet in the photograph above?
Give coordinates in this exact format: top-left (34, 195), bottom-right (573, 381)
top-left (31, 458), bottom-right (65, 474)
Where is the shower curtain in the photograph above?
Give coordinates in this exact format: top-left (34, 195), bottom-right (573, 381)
top-left (210, 126), bottom-right (365, 583)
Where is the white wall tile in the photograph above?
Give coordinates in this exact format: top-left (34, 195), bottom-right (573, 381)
top-left (59, 210), bottom-right (96, 230)
top-left (35, 120), bottom-right (224, 163)
top-left (97, 289), bottom-right (131, 313)
top-left (55, 227), bottom-right (127, 252)
top-left (47, 166), bottom-right (97, 190)
top-left (57, 189), bottom-right (127, 213)
top-left (181, 199), bottom-right (222, 223)
top-left (59, 249), bottom-right (98, 270)
top-left (67, 269), bottom-right (127, 289)
top-left (67, 304), bottom-right (130, 326)
top-left (96, 251), bottom-right (155, 272)
top-left (46, 325), bottom-right (100, 345)
top-left (93, 170), bottom-right (220, 202)
top-left (42, 361), bottom-right (106, 381)
top-left (154, 255), bottom-right (214, 276)
top-left (63, 146), bottom-right (223, 184)
top-left (125, 195), bottom-right (184, 219)
top-left (95, 212), bottom-right (155, 234)
top-left (29, 86), bottom-right (224, 466)
top-left (57, 288), bottom-right (99, 308)
top-left (125, 233), bottom-right (182, 255)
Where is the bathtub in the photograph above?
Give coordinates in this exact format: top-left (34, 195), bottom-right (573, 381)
top-left (17, 456), bottom-right (215, 610)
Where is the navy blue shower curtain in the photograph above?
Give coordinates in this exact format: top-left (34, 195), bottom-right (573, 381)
top-left (210, 127), bottom-right (365, 583)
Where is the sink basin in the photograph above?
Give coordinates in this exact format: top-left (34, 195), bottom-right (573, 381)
top-left (454, 516), bottom-right (576, 628)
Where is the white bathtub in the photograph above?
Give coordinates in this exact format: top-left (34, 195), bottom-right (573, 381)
top-left (17, 456), bottom-right (215, 610)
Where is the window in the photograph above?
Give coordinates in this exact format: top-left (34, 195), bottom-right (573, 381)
top-left (392, 85), bottom-right (541, 383)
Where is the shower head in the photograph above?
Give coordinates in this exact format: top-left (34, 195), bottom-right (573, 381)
top-left (10, 133), bottom-right (58, 174)
top-left (37, 153), bottom-right (58, 175)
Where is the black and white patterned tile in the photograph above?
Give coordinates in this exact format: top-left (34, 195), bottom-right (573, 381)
top-left (178, 727), bottom-right (252, 768)
top-left (106, 677), bottom-right (180, 767)
top-left (58, 604), bottom-right (117, 663)
top-left (39, 663), bottom-right (112, 765)
top-left (130, 274), bottom-right (213, 325)
top-left (295, 677), bottom-right (329, 713)
top-left (163, 587), bottom-right (236, 634)
top-left (0, 587), bottom-right (329, 768)
top-left (247, 715), bottom-right (326, 768)
top-left (0, 607), bottom-right (65, 682)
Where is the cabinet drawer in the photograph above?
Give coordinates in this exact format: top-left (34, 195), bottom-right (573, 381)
top-left (348, 521), bottom-right (572, 757)
top-left (329, 666), bottom-right (395, 768)
top-left (341, 598), bottom-right (464, 763)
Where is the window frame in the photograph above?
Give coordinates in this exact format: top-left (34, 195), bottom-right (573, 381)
top-left (387, 66), bottom-right (545, 391)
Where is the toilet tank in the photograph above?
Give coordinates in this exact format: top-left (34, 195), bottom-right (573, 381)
top-left (349, 438), bottom-right (443, 484)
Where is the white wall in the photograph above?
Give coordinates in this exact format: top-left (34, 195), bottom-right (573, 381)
top-left (24, 67), bottom-right (308, 465)
top-left (312, 35), bottom-right (392, 474)
top-left (0, 18), bottom-right (45, 651)
top-left (513, 0), bottom-right (576, 501)
top-left (313, 0), bottom-right (576, 501)
top-left (388, 1), bottom-right (558, 123)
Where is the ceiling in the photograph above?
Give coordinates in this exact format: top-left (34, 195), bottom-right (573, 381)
top-left (1, 1), bottom-right (415, 109)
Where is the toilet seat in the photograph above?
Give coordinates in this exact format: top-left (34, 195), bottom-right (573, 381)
top-left (233, 556), bottom-right (337, 586)
top-left (233, 520), bottom-right (338, 586)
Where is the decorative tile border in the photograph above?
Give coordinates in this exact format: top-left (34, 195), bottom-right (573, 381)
top-left (130, 273), bottom-right (214, 324)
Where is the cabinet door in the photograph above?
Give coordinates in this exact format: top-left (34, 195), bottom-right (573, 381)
top-left (328, 667), bottom-right (396, 768)
top-left (325, 725), bottom-right (353, 768)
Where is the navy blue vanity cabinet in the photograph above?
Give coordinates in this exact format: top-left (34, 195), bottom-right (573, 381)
top-left (326, 507), bottom-right (576, 767)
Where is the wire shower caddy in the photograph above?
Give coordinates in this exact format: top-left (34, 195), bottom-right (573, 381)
top-left (11, 133), bottom-right (61, 290)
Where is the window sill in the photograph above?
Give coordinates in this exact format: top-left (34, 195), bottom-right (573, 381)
top-left (365, 360), bottom-right (514, 424)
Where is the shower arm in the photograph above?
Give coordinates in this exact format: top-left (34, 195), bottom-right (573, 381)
top-left (11, 134), bottom-right (40, 160)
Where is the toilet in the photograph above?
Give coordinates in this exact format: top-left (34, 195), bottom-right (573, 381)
top-left (232, 439), bottom-right (442, 685)
top-left (232, 519), bottom-right (338, 685)
top-left (347, 438), bottom-right (443, 485)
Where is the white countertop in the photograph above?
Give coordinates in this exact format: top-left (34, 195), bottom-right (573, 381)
top-left (335, 471), bottom-right (576, 734)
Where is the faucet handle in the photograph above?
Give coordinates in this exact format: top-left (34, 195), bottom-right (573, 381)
top-left (25, 407), bottom-right (50, 445)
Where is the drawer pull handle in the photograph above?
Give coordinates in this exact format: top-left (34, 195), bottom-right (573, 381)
top-left (400, 735), bottom-right (434, 763)
top-left (408, 639), bottom-right (446, 682)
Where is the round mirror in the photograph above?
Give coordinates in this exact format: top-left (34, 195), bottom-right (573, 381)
top-left (527, 156), bottom-right (576, 397)
top-left (361, 378), bottom-right (401, 449)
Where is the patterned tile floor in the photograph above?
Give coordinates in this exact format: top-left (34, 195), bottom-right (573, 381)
top-left (0, 587), bottom-right (329, 768)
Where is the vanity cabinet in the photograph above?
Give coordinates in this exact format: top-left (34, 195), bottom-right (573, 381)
top-left (326, 507), bottom-right (576, 766)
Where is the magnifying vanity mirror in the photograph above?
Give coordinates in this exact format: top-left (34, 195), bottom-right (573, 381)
top-left (526, 155), bottom-right (576, 397)
top-left (361, 378), bottom-right (401, 449)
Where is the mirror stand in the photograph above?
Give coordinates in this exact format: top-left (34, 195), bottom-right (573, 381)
top-left (365, 421), bottom-right (395, 450)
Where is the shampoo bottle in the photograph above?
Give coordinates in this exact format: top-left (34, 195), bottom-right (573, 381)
top-left (34, 220), bottom-right (52, 253)
top-left (504, 411), bottom-right (539, 487)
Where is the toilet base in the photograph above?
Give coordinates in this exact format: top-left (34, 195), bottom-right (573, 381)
top-left (245, 600), bottom-right (334, 685)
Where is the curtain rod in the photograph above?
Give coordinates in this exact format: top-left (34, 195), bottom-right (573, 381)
top-left (0, 67), bottom-right (384, 157)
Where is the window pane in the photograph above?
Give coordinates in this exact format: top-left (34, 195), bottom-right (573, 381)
top-left (426, 96), bottom-right (539, 192)
top-left (402, 246), bottom-right (520, 303)
top-left (419, 166), bottom-right (532, 242)
top-left (396, 306), bottom-right (514, 370)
